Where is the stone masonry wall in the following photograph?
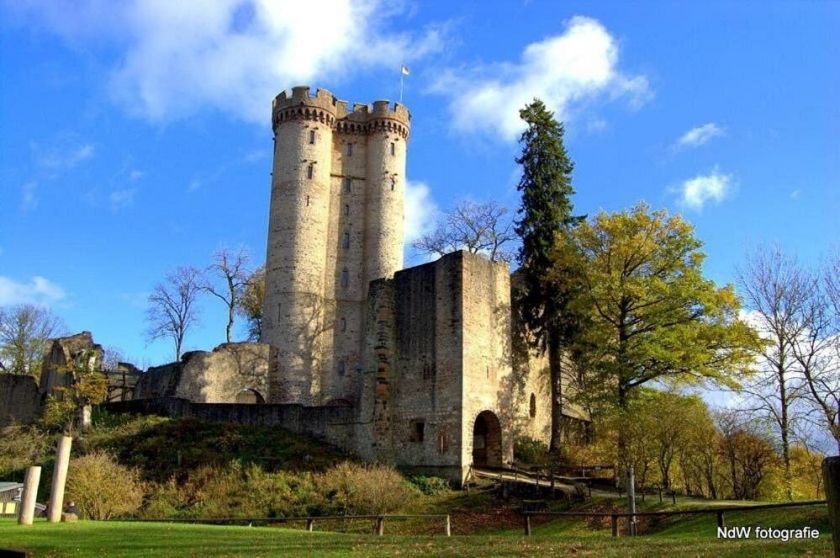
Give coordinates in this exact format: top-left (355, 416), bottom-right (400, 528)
top-left (0, 375), bottom-right (40, 426)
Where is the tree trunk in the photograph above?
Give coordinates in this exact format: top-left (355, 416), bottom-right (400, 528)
top-left (778, 363), bottom-right (793, 500)
top-left (548, 331), bottom-right (564, 454)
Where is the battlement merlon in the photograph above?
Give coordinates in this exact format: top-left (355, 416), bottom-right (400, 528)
top-left (272, 86), bottom-right (411, 136)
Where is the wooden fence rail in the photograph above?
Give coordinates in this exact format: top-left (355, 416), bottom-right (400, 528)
top-left (523, 500), bottom-right (827, 537)
top-left (120, 514), bottom-right (451, 536)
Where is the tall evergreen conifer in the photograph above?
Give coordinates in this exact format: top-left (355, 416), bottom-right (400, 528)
top-left (514, 99), bottom-right (583, 453)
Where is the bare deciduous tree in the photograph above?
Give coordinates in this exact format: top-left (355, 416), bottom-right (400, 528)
top-left (736, 246), bottom-right (811, 500)
top-left (412, 200), bottom-right (516, 263)
top-left (203, 247), bottom-right (251, 343)
top-left (792, 251), bottom-right (840, 453)
top-left (0, 304), bottom-right (66, 378)
top-left (146, 266), bottom-right (202, 361)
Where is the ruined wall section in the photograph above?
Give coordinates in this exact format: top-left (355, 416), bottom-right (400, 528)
top-left (459, 253), bottom-right (515, 472)
top-left (0, 375), bottom-right (40, 426)
top-left (174, 343), bottom-right (270, 403)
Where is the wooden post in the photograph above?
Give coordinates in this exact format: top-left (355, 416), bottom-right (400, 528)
top-left (610, 514), bottom-right (618, 537)
top-left (550, 466), bottom-right (556, 498)
top-left (658, 487), bottom-right (663, 503)
top-left (444, 515), bottom-right (451, 536)
top-left (671, 491), bottom-right (676, 505)
top-left (823, 456), bottom-right (840, 558)
top-left (524, 514), bottom-right (532, 536)
top-left (716, 511), bottom-right (725, 530)
top-left (48, 435), bottom-right (72, 523)
top-left (375, 516), bottom-right (384, 536)
top-left (627, 466), bottom-right (637, 537)
top-left (306, 519), bottom-right (314, 532)
top-left (18, 466), bottom-right (41, 526)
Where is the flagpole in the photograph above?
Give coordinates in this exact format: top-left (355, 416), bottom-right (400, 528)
top-left (399, 71), bottom-right (404, 104)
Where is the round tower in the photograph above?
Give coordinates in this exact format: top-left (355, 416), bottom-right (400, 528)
top-left (364, 100), bottom-right (411, 287)
top-left (264, 86), bottom-right (337, 404)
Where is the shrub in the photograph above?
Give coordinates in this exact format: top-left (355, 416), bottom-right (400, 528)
top-left (317, 462), bottom-right (416, 515)
top-left (66, 451), bottom-right (145, 519)
top-left (514, 437), bottom-right (549, 465)
top-left (409, 475), bottom-right (451, 495)
top-left (0, 425), bottom-right (50, 481)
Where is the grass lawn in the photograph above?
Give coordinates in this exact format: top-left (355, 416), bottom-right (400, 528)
top-left (0, 513), bottom-right (833, 557)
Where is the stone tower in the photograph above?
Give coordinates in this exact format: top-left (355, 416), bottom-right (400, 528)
top-left (263, 86), bottom-right (410, 405)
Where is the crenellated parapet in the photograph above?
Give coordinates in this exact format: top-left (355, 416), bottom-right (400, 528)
top-left (272, 86), bottom-right (410, 139)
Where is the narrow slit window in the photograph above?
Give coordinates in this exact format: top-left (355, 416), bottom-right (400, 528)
top-left (390, 177), bottom-right (396, 191)
top-left (306, 195), bottom-right (310, 206)
top-left (342, 231), bottom-right (350, 249)
top-left (340, 267), bottom-right (349, 288)
top-left (344, 204), bottom-right (350, 216)
top-left (346, 143), bottom-right (353, 156)
top-left (340, 317), bottom-right (347, 332)
top-left (410, 420), bottom-right (425, 442)
top-left (343, 177), bottom-right (352, 193)
top-left (390, 142), bottom-right (396, 156)
top-left (307, 164), bottom-right (314, 179)
top-left (309, 130), bottom-right (316, 144)
top-left (337, 360), bottom-right (346, 376)
top-left (277, 303), bottom-right (282, 321)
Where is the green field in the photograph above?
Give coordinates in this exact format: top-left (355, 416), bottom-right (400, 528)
top-left (1, 505), bottom-right (832, 558)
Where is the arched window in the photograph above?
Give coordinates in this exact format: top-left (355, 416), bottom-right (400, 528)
top-left (343, 177), bottom-right (352, 193)
top-left (342, 231), bottom-right (350, 249)
top-left (340, 267), bottom-right (349, 288)
top-left (337, 360), bottom-right (346, 376)
top-left (309, 130), bottom-right (316, 144)
top-left (529, 393), bottom-right (537, 418)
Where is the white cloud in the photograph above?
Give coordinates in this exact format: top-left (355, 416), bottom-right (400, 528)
top-left (21, 181), bottom-right (39, 211)
top-left (790, 189), bottom-right (801, 200)
top-left (675, 122), bottom-right (724, 149)
top-left (129, 169), bottom-right (145, 181)
top-left (12, 1), bottom-right (443, 123)
top-left (430, 16), bottom-right (651, 140)
top-left (32, 140), bottom-right (95, 171)
top-left (404, 180), bottom-right (439, 245)
top-left (0, 276), bottom-right (66, 306)
top-left (110, 188), bottom-right (137, 210)
top-left (677, 169), bottom-right (733, 211)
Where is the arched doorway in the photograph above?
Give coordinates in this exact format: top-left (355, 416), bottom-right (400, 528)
top-left (235, 388), bottom-right (265, 404)
top-left (472, 410), bottom-right (502, 467)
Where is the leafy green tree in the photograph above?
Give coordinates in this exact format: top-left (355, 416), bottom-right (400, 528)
top-left (237, 265), bottom-right (265, 342)
top-left (566, 203), bottom-right (759, 468)
top-left (513, 99), bottom-right (584, 452)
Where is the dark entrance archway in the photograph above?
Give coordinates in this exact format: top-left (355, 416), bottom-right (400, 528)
top-left (235, 388), bottom-right (265, 404)
top-left (472, 410), bottom-right (502, 467)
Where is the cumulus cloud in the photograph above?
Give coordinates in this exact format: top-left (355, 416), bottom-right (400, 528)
top-left (677, 169), bottom-right (733, 211)
top-left (10, 1), bottom-right (443, 123)
top-left (675, 122), bottom-right (724, 149)
top-left (0, 276), bottom-right (66, 306)
top-left (429, 16), bottom-right (651, 140)
top-left (404, 180), bottom-right (439, 246)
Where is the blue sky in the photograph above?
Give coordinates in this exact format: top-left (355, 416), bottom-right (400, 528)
top-left (1, 1), bottom-right (838, 368)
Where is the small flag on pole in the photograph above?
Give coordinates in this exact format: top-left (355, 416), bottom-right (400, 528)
top-left (401, 65), bottom-right (410, 76)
